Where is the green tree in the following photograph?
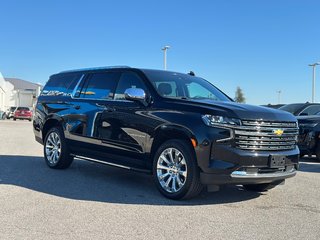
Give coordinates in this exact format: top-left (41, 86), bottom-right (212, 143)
top-left (234, 86), bottom-right (246, 103)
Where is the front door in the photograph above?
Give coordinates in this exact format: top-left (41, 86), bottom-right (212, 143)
top-left (94, 71), bottom-right (154, 167)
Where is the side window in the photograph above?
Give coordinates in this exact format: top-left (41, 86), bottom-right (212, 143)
top-left (42, 73), bottom-right (82, 96)
top-left (114, 72), bottom-right (147, 100)
top-left (300, 105), bottom-right (320, 115)
top-left (80, 72), bottom-right (120, 99)
top-left (154, 81), bottom-right (178, 97)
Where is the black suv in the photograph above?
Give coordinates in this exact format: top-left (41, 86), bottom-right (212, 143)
top-left (33, 67), bottom-right (299, 199)
top-left (279, 103), bottom-right (320, 116)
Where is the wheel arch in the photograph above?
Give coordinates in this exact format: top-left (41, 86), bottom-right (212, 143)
top-left (150, 124), bottom-right (198, 166)
top-left (42, 115), bottom-right (65, 141)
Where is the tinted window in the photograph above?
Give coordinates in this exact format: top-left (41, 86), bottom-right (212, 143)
top-left (299, 105), bottom-right (320, 116)
top-left (80, 72), bottom-right (120, 99)
top-left (143, 70), bottom-right (231, 101)
top-left (17, 107), bottom-right (29, 111)
top-left (114, 72), bottom-right (147, 100)
top-left (42, 73), bottom-right (82, 96)
top-left (154, 81), bottom-right (178, 97)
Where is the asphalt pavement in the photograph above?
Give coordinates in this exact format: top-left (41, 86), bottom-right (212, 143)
top-left (0, 120), bottom-right (319, 240)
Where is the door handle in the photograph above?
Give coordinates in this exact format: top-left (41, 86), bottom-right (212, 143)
top-left (74, 105), bottom-right (81, 110)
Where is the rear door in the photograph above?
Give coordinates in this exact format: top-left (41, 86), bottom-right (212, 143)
top-left (66, 71), bottom-right (121, 157)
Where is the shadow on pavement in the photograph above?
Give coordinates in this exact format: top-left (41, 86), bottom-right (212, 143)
top-left (0, 155), bottom-right (262, 205)
top-left (299, 157), bottom-right (320, 173)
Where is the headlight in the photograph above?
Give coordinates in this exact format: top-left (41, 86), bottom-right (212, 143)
top-left (202, 114), bottom-right (241, 127)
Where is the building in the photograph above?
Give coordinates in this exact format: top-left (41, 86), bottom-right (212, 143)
top-left (0, 72), bottom-right (15, 111)
top-left (0, 72), bottom-right (42, 111)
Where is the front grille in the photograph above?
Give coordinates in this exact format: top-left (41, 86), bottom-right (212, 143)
top-left (234, 120), bottom-right (299, 151)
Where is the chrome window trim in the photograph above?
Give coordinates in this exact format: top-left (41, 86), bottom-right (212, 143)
top-left (71, 74), bottom-right (85, 98)
top-left (70, 73), bottom-right (148, 104)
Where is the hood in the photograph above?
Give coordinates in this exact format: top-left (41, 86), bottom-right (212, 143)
top-left (297, 115), bottom-right (320, 123)
top-left (171, 99), bottom-right (297, 122)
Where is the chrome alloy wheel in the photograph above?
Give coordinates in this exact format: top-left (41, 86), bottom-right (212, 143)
top-left (156, 148), bottom-right (187, 193)
top-left (45, 132), bottom-right (61, 165)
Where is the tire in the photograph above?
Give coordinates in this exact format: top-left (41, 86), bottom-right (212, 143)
top-left (152, 139), bottom-right (203, 200)
top-left (43, 127), bottom-right (73, 169)
top-left (243, 180), bottom-right (284, 192)
top-left (13, 118), bottom-right (16, 121)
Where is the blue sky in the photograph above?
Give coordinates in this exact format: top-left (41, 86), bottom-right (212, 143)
top-left (0, 0), bottom-right (319, 105)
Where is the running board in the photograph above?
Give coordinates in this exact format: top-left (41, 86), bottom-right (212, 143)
top-left (71, 154), bottom-right (151, 174)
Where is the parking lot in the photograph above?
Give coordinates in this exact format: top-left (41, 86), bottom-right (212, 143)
top-left (0, 120), bottom-right (319, 240)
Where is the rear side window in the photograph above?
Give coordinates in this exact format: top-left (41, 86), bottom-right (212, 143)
top-left (114, 72), bottom-right (147, 100)
top-left (42, 73), bottom-right (82, 96)
top-left (80, 72), bottom-right (120, 99)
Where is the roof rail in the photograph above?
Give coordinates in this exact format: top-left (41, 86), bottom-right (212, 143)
top-left (59, 66), bottom-right (131, 73)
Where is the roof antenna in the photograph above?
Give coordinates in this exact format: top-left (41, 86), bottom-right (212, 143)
top-left (188, 71), bottom-right (195, 76)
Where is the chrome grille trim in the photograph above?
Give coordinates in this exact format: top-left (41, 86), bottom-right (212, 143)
top-left (234, 120), bottom-right (298, 151)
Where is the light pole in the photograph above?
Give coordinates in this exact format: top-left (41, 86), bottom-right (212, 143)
top-left (308, 62), bottom-right (320, 103)
top-left (162, 45), bottom-right (170, 70)
top-left (276, 90), bottom-right (281, 104)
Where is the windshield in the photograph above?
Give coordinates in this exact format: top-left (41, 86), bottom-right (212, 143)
top-left (143, 70), bottom-right (231, 102)
top-left (279, 104), bottom-right (304, 114)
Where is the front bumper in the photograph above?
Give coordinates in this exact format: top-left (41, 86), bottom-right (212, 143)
top-left (194, 127), bottom-right (299, 186)
top-left (15, 115), bottom-right (32, 119)
top-left (297, 130), bottom-right (318, 154)
top-left (200, 165), bottom-right (297, 185)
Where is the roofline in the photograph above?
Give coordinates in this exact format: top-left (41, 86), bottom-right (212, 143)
top-left (59, 66), bottom-right (131, 74)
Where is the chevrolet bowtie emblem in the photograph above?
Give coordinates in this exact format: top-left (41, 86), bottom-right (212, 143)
top-left (273, 129), bottom-right (284, 136)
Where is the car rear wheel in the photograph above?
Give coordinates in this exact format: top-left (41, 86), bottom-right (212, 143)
top-left (152, 139), bottom-right (203, 200)
top-left (44, 127), bottom-right (73, 169)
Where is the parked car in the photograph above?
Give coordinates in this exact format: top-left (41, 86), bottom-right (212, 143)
top-left (33, 67), bottom-right (299, 199)
top-left (13, 107), bottom-right (32, 121)
top-left (297, 114), bottom-right (320, 160)
top-left (6, 106), bottom-right (17, 119)
top-left (0, 110), bottom-right (6, 120)
top-left (279, 103), bottom-right (320, 116)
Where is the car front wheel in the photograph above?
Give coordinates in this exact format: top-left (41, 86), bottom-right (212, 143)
top-left (44, 127), bottom-right (73, 169)
top-left (152, 139), bottom-right (203, 200)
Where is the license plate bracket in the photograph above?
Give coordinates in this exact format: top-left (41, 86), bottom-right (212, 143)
top-left (269, 155), bottom-right (286, 168)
